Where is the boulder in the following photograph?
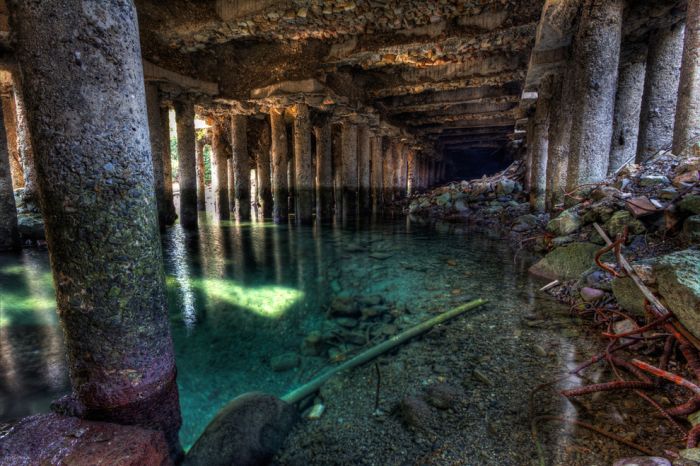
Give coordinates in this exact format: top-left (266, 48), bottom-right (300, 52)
top-left (270, 353), bottom-right (300, 372)
top-left (654, 249), bottom-right (700, 339)
top-left (495, 179), bottom-right (516, 195)
top-left (546, 209), bottom-right (582, 236)
top-left (680, 195), bottom-right (700, 215)
top-left (612, 277), bottom-right (647, 316)
top-left (529, 242), bottom-right (601, 281)
top-left (684, 215), bottom-right (700, 243)
top-left (17, 213), bottom-right (45, 241)
top-left (604, 210), bottom-right (646, 238)
top-left (435, 191), bottom-right (452, 206)
top-left (185, 392), bottom-right (298, 466)
top-left (0, 413), bottom-right (169, 465)
top-left (639, 174), bottom-right (670, 187)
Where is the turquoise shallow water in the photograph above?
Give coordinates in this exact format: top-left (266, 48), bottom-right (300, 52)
top-left (0, 216), bottom-right (539, 449)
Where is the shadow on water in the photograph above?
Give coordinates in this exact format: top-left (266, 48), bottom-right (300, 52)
top-left (0, 213), bottom-right (575, 452)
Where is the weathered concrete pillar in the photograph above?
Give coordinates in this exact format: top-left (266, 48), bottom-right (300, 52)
top-left (211, 118), bottom-right (230, 221)
top-left (530, 75), bottom-right (554, 213)
top-left (315, 122), bottom-right (333, 220)
top-left (195, 137), bottom-right (206, 211)
top-left (341, 123), bottom-right (358, 216)
top-left (382, 139), bottom-right (393, 204)
top-left (231, 114), bottom-right (251, 221)
top-left (160, 105), bottom-right (177, 225)
top-left (358, 124), bottom-right (371, 212)
top-left (175, 100), bottom-right (198, 230)
top-left (8, 0), bottom-right (182, 456)
top-left (370, 134), bottom-right (383, 210)
top-left (293, 103), bottom-right (313, 224)
top-left (397, 145), bottom-right (408, 198)
top-left (546, 68), bottom-right (573, 209)
top-left (673, 0), bottom-right (700, 155)
top-left (524, 118), bottom-right (535, 193)
top-left (406, 149), bottom-right (417, 196)
top-left (0, 89), bottom-right (23, 189)
top-left (270, 108), bottom-right (288, 223)
top-left (144, 83), bottom-right (169, 229)
top-left (608, 43), bottom-right (647, 173)
top-left (565, 0), bottom-right (623, 192)
top-left (0, 101), bottom-right (19, 251)
top-left (13, 86), bottom-right (38, 206)
top-left (256, 121), bottom-right (273, 218)
top-left (636, 23), bottom-right (685, 162)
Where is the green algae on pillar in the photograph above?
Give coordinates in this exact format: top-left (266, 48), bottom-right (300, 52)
top-left (636, 23), bottom-right (685, 162)
top-left (0, 100), bottom-right (19, 251)
top-left (144, 83), bottom-right (169, 230)
top-left (293, 103), bottom-right (313, 224)
top-left (565, 0), bottom-right (623, 192)
top-left (211, 118), bottom-right (230, 221)
top-left (673, 0), bottom-right (700, 156)
top-left (175, 100), bottom-right (198, 230)
top-left (270, 108), bottom-right (288, 223)
top-left (315, 122), bottom-right (333, 221)
top-left (231, 114), bottom-right (251, 221)
top-left (8, 0), bottom-right (182, 457)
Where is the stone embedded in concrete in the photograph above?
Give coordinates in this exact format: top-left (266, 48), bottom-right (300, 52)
top-left (8, 0), bottom-right (182, 456)
top-left (0, 413), bottom-right (169, 466)
top-left (636, 23), bottom-right (685, 162)
top-left (673, 0), bottom-right (700, 156)
top-left (0, 97), bottom-right (19, 251)
top-left (231, 113), bottom-right (251, 221)
top-left (270, 108), bottom-right (288, 223)
top-left (211, 118), bottom-right (230, 221)
top-left (565, 0), bottom-right (624, 192)
top-left (609, 43), bottom-right (647, 174)
top-left (176, 100), bottom-right (199, 230)
top-left (293, 103), bottom-right (313, 224)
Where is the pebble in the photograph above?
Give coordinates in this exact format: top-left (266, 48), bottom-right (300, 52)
top-left (424, 383), bottom-right (463, 410)
top-left (270, 352), bottom-right (300, 372)
top-left (398, 396), bottom-right (432, 429)
top-left (580, 287), bottom-right (605, 302)
top-left (612, 457), bottom-right (670, 466)
top-left (472, 369), bottom-right (493, 386)
top-left (533, 344), bottom-right (547, 357)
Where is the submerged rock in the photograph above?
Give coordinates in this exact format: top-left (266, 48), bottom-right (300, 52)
top-left (185, 392), bottom-right (298, 466)
top-left (424, 383), bottom-right (463, 410)
top-left (529, 242), bottom-right (600, 281)
top-left (270, 352), bottom-right (300, 372)
top-left (546, 209), bottom-right (581, 236)
top-left (0, 413), bottom-right (169, 465)
top-left (654, 249), bottom-right (700, 339)
top-left (398, 396), bottom-right (432, 429)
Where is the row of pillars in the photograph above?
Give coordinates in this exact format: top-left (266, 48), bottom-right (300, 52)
top-left (145, 96), bottom-right (445, 231)
top-left (526, 0), bottom-right (699, 212)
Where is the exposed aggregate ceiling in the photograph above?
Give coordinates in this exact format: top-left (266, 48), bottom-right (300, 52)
top-left (134, 0), bottom-right (687, 160)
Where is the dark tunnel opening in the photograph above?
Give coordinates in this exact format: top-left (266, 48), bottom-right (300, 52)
top-left (444, 145), bottom-right (513, 182)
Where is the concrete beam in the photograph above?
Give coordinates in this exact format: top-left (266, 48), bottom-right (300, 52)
top-left (143, 59), bottom-right (218, 96)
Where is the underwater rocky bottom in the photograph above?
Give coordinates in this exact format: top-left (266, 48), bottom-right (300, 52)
top-left (0, 216), bottom-right (680, 464)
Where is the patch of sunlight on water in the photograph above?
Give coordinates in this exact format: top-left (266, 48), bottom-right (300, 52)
top-left (192, 278), bottom-right (303, 318)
